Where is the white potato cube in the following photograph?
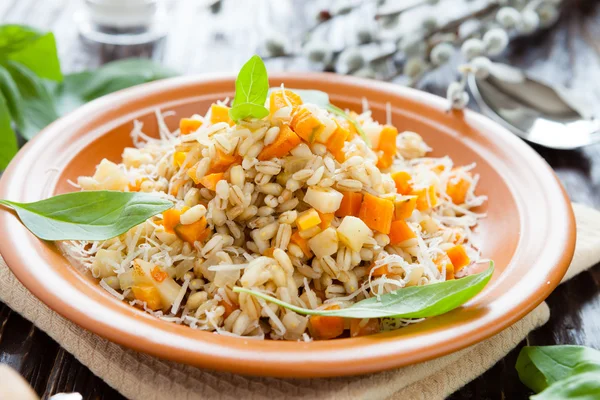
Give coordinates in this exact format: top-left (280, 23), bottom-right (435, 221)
top-left (303, 187), bottom-right (343, 214)
top-left (91, 249), bottom-right (121, 278)
top-left (337, 216), bottom-right (373, 252)
top-left (308, 227), bottom-right (339, 258)
top-left (92, 159), bottom-right (129, 191)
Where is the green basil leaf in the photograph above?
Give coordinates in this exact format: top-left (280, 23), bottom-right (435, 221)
top-left (0, 65), bottom-right (24, 130)
top-left (235, 263), bottom-right (494, 319)
top-left (531, 371), bottom-right (600, 400)
top-left (6, 32), bottom-right (62, 81)
top-left (229, 102), bottom-right (269, 121)
top-left (0, 91), bottom-right (18, 170)
top-left (0, 25), bottom-right (42, 54)
top-left (267, 87), bottom-right (330, 107)
top-left (325, 103), bottom-right (371, 147)
top-left (517, 346), bottom-right (600, 394)
top-left (229, 55), bottom-right (269, 122)
top-left (0, 191), bottom-right (173, 241)
top-left (48, 58), bottom-right (178, 116)
top-left (5, 60), bottom-right (58, 140)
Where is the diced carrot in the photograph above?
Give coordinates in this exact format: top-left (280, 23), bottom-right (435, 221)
top-left (210, 103), bottom-right (233, 125)
top-left (317, 211), bottom-right (335, 229)
top-left (291, 231), bottom-right (312, 258)
top-left (290, 106), bottom-right (323, 142)
top-left (219, 299), bottom-right (238, 318)
top-left (210, 148), bottom-right (241, 173)
top-left (376, 152), bottom-right (393, 169)
top-left (394, 197), bottom-right (417, 220)
top-left (163, 209), bottom-right (182, 234)
top-left (388, 220), bottom-right (416, 245)
top-left (447, 175), bottom-right (471, 205)
top-left (269, 89), bottom-right (303, 117)
top-left (377, 125), bottom-right (398, 156)
top-left (358, 193), bottom-right (394, 234)
top-left (370, 262), bottom-right (392, 277)
top-left (434, 253), bottom-right (455, 280)
top-left (336, 117), bottom-right (356, 139)
top-left (308, 305), bottom-right (345, 340)
top-left (132, 285), bottom-right (162, 310)
top-left (179, 118), bottom-right (203, 135)
top-left (173, 151), bottom-right (187, 167)
top-left (391, 171), bottom-right (413, 195)
top-left (173, 217), bottom-right (209, 244)
top-left (263, 247), bottom-right (275, 257)
top-left (325, 120), bottom-right (350, 163)
top-left (297, 208), bottom-right (321, 231)
top-left (446, 245), bottom-right (470, 272)
top-left (151, 266), bottom-right (169, 283)
top-left (128, 178), bottom-right (147, 192)
top-left (413, 185), bottom-right (438, 211)
top-left (335, 191), bottom-right (363, 218)
top-left (258, 124), bottom-right (302, 161)
top-left (187, 163), bottom-right (199, 184)
top-left (350, 318), bottom-right (381, 337)
top-left (198, 172), bottom-right (225, 191)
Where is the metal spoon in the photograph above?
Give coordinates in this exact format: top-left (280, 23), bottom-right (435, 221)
top-left (468, 62), bottom-right (600, 150)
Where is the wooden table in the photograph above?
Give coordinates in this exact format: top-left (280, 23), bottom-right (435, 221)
top-left (1, 0), bottom-right (600, 398)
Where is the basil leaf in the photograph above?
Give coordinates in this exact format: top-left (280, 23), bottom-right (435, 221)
top-left (0, 65), bottom-right (24, 130)
top-left (5, 60), bottom-right (59, 140)
top-left (267, 87), bottom-right (330, 107)
top-left (517, 346), bottom-right (600, 394)
top-left (235, 263), bottom-right (493, 319)
top-left (0, 91), bottom-right (18, 170)
top-left (48, 58), bottom-right (178, 116)
top-left (229, 55), bottom-right (269, 122)
top-left (531, 371), bottom-right (600, 400)
top-left (325, 103), bottom-right (371, 147)
top-left (5, 32), bottom-right (62, 82)
top-left (0, 191), bottom-right (173, 241)
top-left (0, 25), bottom-right (41, 54)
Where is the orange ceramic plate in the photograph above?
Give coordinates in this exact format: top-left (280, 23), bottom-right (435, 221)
top-left (0, 74), bottom-right (575, 378)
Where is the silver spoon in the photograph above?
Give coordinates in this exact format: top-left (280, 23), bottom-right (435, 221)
top-left (468, 62), bottom-right (600, 150)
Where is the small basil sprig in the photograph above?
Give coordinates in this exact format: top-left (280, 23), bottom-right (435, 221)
top-left (0, 191), bottom-right (173, 241)
top-left (229, 55), bottom-right (269, 122)
top-left (234, 263), bottom-right (493, 319)
top-left (516, 345), bottom-right (600, 399)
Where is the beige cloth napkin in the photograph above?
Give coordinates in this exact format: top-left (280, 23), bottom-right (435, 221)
top-left (1, 203), bottom-right (599, 400)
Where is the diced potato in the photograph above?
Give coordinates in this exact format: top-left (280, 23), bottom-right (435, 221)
top-left (133, 259), bottom-right (182, 310)
top-left (214, 269), bottom-right (241, 288)
top-left (92, 159), bottom-right (129, 191)
top-left (90, 249), bottom-right (122, 278)
top-left (337, 216), bottom-right (372, 252)
top-left (308, 227), bottom-right (339, 258)
top-left (118, 270), bottom-right (134, 291)
top-left (303, 187), bottom-right (344, 214)
top-left (314, 116), bottom-right (337, 144)
top-left (296, 208), bottom-right (321, 231)
top-left (122, 148), bottom-right (153, 168)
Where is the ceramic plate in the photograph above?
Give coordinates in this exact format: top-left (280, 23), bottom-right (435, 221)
top-left (0, 74), bottom-right (576, 377)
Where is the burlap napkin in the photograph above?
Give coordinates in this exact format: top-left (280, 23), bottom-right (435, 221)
top-left (1, 203), bottom-right (598, 400)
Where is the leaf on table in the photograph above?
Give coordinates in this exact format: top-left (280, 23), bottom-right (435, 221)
top-left (0, 191), bottom-right (173, 241)
top-left (4, 60), bottom-right (59, 140)
top-left (0, 91), bottom-right (18, 170)
top-left (531, 371), bottom-right (600, 400)
top-left (516, 345), bottom-right (600, 394)
top-left (235, 264), bottom-right (494, 319)
top-left (0, 65), bottom-right (24, 130)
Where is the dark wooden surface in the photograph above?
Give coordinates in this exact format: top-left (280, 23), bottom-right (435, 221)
top-left (1, 1), bottom-right (600, 399)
